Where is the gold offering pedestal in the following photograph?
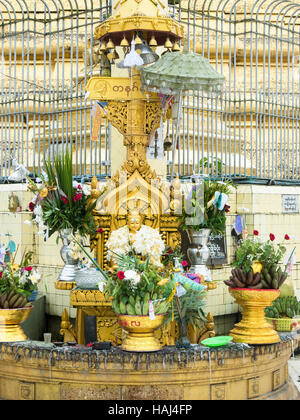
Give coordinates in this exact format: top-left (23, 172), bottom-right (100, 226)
top-left (0, 307), bottom-right (32, 342)
top-left (229, 288), bottom-right (281, 345)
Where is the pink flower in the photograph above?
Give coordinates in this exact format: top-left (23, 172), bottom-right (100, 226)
top-left (97, 228), bottom-right (103, 233)
top-left (181, 260), bottom-right (188, 268)
top-left (77, 184), bottom-right (82, 190)
top-left (269, 233), bottom-right (275, 242)
top-left (86, 342), bottom-right (93, 347)
top-left (76, 193), bottom-right (82, 200)
top-left (61, 196), bottom-right (69, 204)
top-left (284, 234), bottom-right (290, 240)
top-left (253, 230), bottom-right (259, 236)
top-left (24, 266), bottom-right (33, 272)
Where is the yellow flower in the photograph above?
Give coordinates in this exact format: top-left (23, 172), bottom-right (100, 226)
top-left (10, 263), bottom-right (19, 272)
top-left (251, 261), bottom-right (263, 274)
top-left (40, 187), bottom-right (48, 198)
top-left (158, 278), bottom-right (169, 286)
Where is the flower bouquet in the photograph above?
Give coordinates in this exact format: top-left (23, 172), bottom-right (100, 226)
top-left (225, 231), bottom-right (291, 290)
top-left (224, 231), bottom-right (295, 344)
top-left (27, 150), bottom-right (102, 240)
top-left (0, 248), bottom-right (40, 309)
top-left (179, 178), bottom-right (232, 235)
top-left (0, 248), bottom-right (39, 341)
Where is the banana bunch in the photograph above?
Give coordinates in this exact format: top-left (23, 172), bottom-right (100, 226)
top-left (265, 296), bottom-right (300, 319)
top-left (224, 268), bottom-right (262, 289)
top-left (260, 264), bottom-right (288, 290)
top-left (225, 264), bottom-right (288, 290)
top-left (0, 290), bottom-right (30, 309)
top-left (112, 293), bottom-right (169, 316)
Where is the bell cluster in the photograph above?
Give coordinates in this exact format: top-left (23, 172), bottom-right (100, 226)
top-left (97, 31), bottom-right (182, 67)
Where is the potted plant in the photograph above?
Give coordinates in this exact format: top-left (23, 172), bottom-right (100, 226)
top-left (224, 231), bottom-right (293, 344)
top-left (105, 251), bottom-right (170, 352)
top-left (179, 178), bottom-right (232, 277)
top-left (27, 150), bottom-right (105, 281)
top-left (164, 284), bottom-right (207, 348)
top-left (265, 296), bottom-right (300, 332)
top-left (0, 248), bottom-right (39, 342)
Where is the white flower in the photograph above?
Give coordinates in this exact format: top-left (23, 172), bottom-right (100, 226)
top-left (19, 273), bottom-right (28, 286)
top-left (124, 270), bottom-right (141, 284)
top-left (33, 204), bottom-right (43, 217)
top-left (29, 270), bottom-right (41, 285)
top-left (82, 184), bottom-right (91, 196)
top-left (98, 281), bottom-right (106, 293)
top-left (72, 181), bottom-right (79, 189)
top-left (24, 219), bottom-right (33, 225)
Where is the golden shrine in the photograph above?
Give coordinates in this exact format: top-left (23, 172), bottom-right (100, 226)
top-left (56, 0), bottom-right (217, 346)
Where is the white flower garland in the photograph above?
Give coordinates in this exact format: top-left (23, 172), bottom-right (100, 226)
top-left (105, 224), bottom-right (165, 265)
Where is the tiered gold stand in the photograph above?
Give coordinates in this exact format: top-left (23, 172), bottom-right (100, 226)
top-left (229, 288), bottom-right (281, 345)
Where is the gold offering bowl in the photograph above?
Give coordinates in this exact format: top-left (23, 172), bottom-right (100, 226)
top-left (0, 307), bottom-right (32, 342)
top-left (229, 287), bottom-right (280, 345)
top-left (117, 314), bottom-right (165, 352)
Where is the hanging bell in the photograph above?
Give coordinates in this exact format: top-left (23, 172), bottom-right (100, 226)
top-left (136, 43), bottom-right (159, 65)
top-left (99, 42), bottom-right (107, 52)
top-left (120, 36), bottom-right (129, 47)
top-left (172, 41), bottom-right (181, 52)
top-left (106, 38), bottom-right (115, 49)
top-left (163, 136), bottom-right (172, 151)
top-left (107, 49), bottom-right (119, 62)
top-left (164, 37), bottom-right (173, 49)
top-left (134, 33), bottom-right (143, 46)
top-left (149, 35), bottom-right (157, 48)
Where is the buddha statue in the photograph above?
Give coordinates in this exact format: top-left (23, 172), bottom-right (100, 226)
top-left (105, 208), bottom-right (165, 269)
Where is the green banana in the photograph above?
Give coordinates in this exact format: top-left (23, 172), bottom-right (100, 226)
top-left (119, 301), bottom-right (127, 314)
top-left (12, 295), bottom-right (25, 308)
top-left (129, 296), bottom-right (135, 306)
top-left (135, 301), bottom-right (142, 315)
top-left (126, 303), bottom-right (136, 315)
top-left (142, 300), bottom-right (149, 315)
top-left (8, 294), bottom-right (19, 308)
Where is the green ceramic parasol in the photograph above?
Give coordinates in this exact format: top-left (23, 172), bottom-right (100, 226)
top-left (140, 52), bottom-right (225, 178)
top-left (140, 51), bottom-right (225, 95)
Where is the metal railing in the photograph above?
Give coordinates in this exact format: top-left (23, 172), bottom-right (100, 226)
top-left (1, 0), bottom-right (300, 183)
top-left (0, 0), bottom-right (111, 181)
top-left (167, 0), bottom-right (300, 183)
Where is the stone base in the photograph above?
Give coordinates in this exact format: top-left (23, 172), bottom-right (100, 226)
top-left (0, 336), bottom-right (298, 400)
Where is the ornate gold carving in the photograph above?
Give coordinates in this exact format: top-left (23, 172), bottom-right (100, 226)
top-left (248, 378), bottom-right (260, 399)
top-left (19, 382), bottom-right (35, 400)
top-left (211, 384), bottom-right (226, 400)
top-left (55, 281), bottom-right (76, 291)
top-left (273, 369), bottom-right (281, 390)
top-left (59, 309), bottom-right (77, 343)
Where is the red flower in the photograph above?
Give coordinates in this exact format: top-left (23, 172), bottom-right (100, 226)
top-left (284, 234), bottom-right (290, 240)
top-left (77, 184), bottom-right (82, 190)
top-left (224, 204), bottom-right (230, 213)
top-left (253, 230), bottom-right (259, 236)
top-left (269, 233), bottom-right (275, 242)
top-left (61, 196), bottom-right (69, 204)
top-left (97, 228), bottom-right (103, 233)
top-left (72, 195), bottom-right (77, 202)
top-left (117, 271), bottom-right (125, 280)
top-left (0, 272), bottom-right (2, 278)
top-left (181, 260), bottom-right (188, 268)
top-left (76, 193), bottom-right (82, 200)
top-left (86, 342), bottom-right (93, 347)
top-left (29, 202), bottom-right (35, 211)
top-left (24, 266), bottom-right (33, 272)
